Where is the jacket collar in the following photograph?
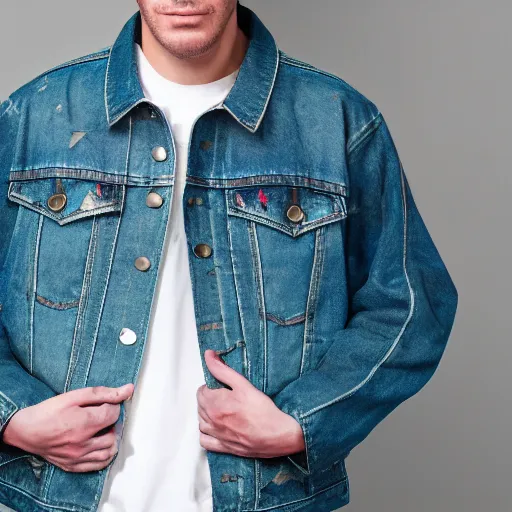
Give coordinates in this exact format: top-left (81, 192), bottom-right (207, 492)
top-left (105, 2), bottom-right (279, 133)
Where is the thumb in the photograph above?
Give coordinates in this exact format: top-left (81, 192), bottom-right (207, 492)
top-left (205, 349), bottom-right (249, 390)
top-left (65, 383), bottom-right (134, 406)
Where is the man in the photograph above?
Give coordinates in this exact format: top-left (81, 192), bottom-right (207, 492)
top-left (0, 1), bottom-right (458, 511)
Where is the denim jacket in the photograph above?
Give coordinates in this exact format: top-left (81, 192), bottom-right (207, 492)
top-left (0, 3), bottom-right (458, 511)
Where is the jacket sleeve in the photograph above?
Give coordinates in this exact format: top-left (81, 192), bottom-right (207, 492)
top-left (271, 111), bottom-right (458, 475)
top-left (0, 96), bottom-right (57, 442)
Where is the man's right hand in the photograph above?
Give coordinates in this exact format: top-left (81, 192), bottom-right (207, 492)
top-left (2, 383), bottom-right (134, 473)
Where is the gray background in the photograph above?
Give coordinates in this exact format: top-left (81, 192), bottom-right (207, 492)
top-left (0, 1), bottom-right (507, 511)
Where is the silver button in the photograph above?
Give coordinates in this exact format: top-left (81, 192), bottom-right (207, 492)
top-left (146, 191), bottom-right (163, 208)
top-left (119, 327), bottom-right (137, 345)
top-left (151, 146), bottom-right (167, 162)
top-left (135, 256), bottom-right (151, 271)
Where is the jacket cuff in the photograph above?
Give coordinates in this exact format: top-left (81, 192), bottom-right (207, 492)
top-left (275, 400), bottom-right (313, 475)
top-left (0, 393), bottom-right (18, 442)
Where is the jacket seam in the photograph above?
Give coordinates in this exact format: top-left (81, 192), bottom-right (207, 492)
top-left (279, 52), bottom-right (370, 100)
top-left (301, 154), bottom-right (415, 419)
top-left (346, 112), bottom-right (383, 157)
top-left (31, 49), bottom-right (110, 85)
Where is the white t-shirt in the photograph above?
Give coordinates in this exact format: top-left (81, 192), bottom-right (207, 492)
top-left (97, 43), bottom-right (239, 512)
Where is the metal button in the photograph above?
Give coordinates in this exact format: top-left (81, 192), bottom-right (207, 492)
top-left (151, 146), bottom-right (167, 162)
top-left (146, 191), bottom-right (163, 208)
top-left (195, 197), bottom-right (203, 205)
top-left (187, 197), bottom-right (195, 206)
top-left (134, 256), bottom-right (151, 271)
top-left (47, 193), bottom-right (67, 213)
top-left (119, 327), bottom-right (137, 345)
top-left (286, 204), bottom-right (305, 223)
top-left (194, 243), bottom-right (212, 258)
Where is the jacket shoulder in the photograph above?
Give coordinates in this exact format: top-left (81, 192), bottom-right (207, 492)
top-left (278, 49), bottom-right (383, 151)
top-left (2, 46), bottom-right (111, 106)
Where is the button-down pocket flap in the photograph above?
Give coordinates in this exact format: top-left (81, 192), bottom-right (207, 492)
top-left (7, 178), bottom-right (123, 226)
top-left (227, 186), bottom-right (347, 237)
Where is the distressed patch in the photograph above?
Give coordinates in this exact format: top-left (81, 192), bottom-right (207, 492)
top-left (265, 312), bottom-right (306, 326)
top-left (38, 76), bottom-right (48, 92)
top-left (0, 98), bottom-right (20, 118)
top-left (69, 131), bottom-right (87, 148)
top-left (36, 294), bottom-right (79, 310)
top-left (220, 473), bottom-right (240, 483)
top-left (199, 321), bottom-right (223, 331)
top-left (27, 456), bottom-right (45, 480)
top-left (80, 189), bottom-right (103, 211)
top-left (272, 468), bottom-right (302, 485)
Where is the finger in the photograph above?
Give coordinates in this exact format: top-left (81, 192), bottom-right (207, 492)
top-left (78, 444), bottom-right (118, 464)
top-left (82, 428), bottom-right (117, 456)
top-left (199, 432), bottom-right (229, 454)
top-left (60, 458), bottom-right (116, 473)
top-left (204, 350), bottom-right (250, 391)
top-left (64, 384), bottom-right (134, 407)
top-left (198, 417), bottom-right (214, 436)
top-left (197, 402), bottom-right (212, 423)
top-left (82, 403), bottom-right (121, 433)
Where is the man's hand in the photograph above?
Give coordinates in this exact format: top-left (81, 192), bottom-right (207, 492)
top-left (197, 349), bottom-right (305, 459)
top-left (2, 383), bottom-right (134, 473)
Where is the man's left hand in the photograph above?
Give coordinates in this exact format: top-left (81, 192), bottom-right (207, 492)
top-left (196, 349), bottom-right (305, 459)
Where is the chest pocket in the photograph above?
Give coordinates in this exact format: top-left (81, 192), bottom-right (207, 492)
top-left (227, 185), bottom-right (347, 237)
top-left (4, 176), bottom-right (124, 391)
top-left (8, 177), bottom-right (122, 226)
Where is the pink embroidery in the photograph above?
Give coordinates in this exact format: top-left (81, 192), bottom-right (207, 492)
top-left (258, 189), bottom-right (268, 208)
top-left (235, 193), bottom-right (245, 207)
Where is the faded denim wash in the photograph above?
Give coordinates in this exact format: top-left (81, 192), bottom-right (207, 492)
top-left (0, 3), bottom-right (458, 511)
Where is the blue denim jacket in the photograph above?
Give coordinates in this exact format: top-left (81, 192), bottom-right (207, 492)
top-left (0, 3), bottom-right (458, 511)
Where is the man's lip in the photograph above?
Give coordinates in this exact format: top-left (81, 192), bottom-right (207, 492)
top-left (163, 11), bottom-right (210, 16)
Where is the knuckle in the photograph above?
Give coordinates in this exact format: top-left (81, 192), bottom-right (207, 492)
top-left (64, 430), bottom-right (82, 446)
top-left (106, 432), bottom-right (117, 446)
top-left (110, 403), bottom-right (121, 421)
top-left (98, 404), bottom-right (112, 424)
top-left (67, 445), bottom-right (83, 460)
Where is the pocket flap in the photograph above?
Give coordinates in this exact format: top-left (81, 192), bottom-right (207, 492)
top-left (227, 185), bottom-right (347, 237)
top-left (7, 177), bottom-right (123, 226)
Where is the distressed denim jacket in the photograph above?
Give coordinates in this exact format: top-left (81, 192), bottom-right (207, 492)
top-left (0, 3), bottom-right (458, 512)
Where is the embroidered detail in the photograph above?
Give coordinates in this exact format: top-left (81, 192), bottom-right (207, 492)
top-left (235, 193), bottom-right (245, 207)
top-left (258, 189), bottom-right (268, 209)
top-left (96, 183), bottom-right (102, 197)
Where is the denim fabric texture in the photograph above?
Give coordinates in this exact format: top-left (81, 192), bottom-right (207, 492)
top-left (0, 3), bottom-right (458, 511)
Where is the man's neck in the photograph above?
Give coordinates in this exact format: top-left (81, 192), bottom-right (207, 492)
top-left (139, 14), bottom-right (248, 86)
